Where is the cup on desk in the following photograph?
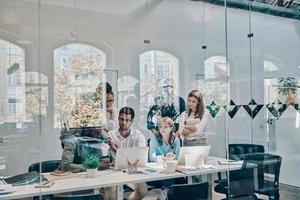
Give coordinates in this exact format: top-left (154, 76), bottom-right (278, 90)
top-left (185, 154), bottom-right (204, 167)
top-left (165, 160), bottom-right (177, 172)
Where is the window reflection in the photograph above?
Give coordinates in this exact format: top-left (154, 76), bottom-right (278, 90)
top-left (0, 39), bottom-right (25, 124)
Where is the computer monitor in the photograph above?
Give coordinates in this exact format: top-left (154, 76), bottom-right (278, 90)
top-left (177, 145), bottom-right (211, 165)
top-left (114, 147), bottom-right (149, 170)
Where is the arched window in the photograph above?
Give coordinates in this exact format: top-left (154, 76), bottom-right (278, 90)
top-left (139, 50), bottom-right (179, 121)
top-left (54, 43), bottom-right (106, 128)
top-left (203, 56), bottom-right (228, 106)
top-left (0, 39), bottom-right (25, 123)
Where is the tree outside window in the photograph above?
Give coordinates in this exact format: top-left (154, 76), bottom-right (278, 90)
top-left (54, 44), bottom-right (106, 128)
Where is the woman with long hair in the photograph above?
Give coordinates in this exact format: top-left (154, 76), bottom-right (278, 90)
top-left (149, 117), bottom-right (180, 162)
top-left (179, 89), bottom-right (208, 146)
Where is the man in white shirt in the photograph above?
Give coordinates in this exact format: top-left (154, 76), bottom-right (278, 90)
top-left (105, 107), bottom-right (147, 200)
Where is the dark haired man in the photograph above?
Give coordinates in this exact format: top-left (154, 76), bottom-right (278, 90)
top-left (107, 107), bottom-right (145, 156)
top-left (105, 107), bottom-right (147, 200)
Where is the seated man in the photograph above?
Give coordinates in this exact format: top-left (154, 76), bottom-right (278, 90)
top-left (106, 107), bottom-right (148, 200)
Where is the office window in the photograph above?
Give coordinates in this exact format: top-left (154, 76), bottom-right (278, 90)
top-left (139, 50), bottom-right (179, 121)
top-left (8, 102), bottom-right (17, 115)
top-left (0, 39), bottom-right (25, 123)
top-left (118, 76), bottom-right (139, 108)
top-left (25, 72), bottom-right (48, 121)
top-left (54, 43), bottom-right (106, 128)
top-left (203, 56), bottom-right (228, 106)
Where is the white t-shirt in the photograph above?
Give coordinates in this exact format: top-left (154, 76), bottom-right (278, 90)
top-left (107, 127), bottom-right (146, 148)
top-left (179, 110), bottom-right (208, 141)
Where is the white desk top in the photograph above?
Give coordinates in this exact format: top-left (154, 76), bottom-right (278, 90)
top-left (0, 157), bottom-right (242, 200)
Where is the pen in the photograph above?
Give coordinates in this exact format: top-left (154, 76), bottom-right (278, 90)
top-left (42, 181), bottom-right (50, 185)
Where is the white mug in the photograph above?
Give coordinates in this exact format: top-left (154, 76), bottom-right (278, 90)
top-left (165, 160), bottom-right (177, 172)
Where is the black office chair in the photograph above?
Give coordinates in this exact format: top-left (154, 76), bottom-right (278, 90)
top-left (28, 160), bottom-right (61, 173)
top-left (214, 144), bottom-right (264, 199)
top-left (214, 159), bottom-right (258, 200)
top-left (54, 193), bottom-right (103, 200)
top-left (167, 181), bottom-right (209, 200)
top-left (245, 153), bottom-right (282, 200)
top-left (215, 144), bottom-right (265, 182)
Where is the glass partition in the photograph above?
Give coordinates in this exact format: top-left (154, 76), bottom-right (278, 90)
top-left (225, 0), bottom-right (300, 198)
top-left (1, 0), bottom-right (299, 199)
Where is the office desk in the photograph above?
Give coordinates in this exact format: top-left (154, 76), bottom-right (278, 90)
top-left (0, 157), bottom-right (243, 200)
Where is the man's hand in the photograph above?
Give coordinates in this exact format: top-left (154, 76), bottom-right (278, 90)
top-left (108, 140), bottom-right (118, 152)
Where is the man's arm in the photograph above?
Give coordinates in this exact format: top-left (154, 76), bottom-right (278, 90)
top-left (61, 142), bottom-right (86, 173)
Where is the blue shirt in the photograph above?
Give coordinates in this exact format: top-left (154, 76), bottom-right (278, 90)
top-left (149, 136), bottom-right (181, 162)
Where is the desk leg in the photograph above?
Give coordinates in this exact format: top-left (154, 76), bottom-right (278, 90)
top-left (187, 176), bottom-right (193, 184)
top-left (207, 174), bottom-right (212, 200)
top-left (117, 185), bottom-right (123, 200)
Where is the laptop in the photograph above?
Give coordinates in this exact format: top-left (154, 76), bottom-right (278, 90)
top-left (177, 145), bottom-right (211, 165)
top-left (114, 147), bottom-right (149, 170)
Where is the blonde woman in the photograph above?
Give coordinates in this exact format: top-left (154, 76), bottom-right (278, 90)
top-left (149, 117), bottom-right (181, 162)
top-left (179, 89), bottom-right (208, 146)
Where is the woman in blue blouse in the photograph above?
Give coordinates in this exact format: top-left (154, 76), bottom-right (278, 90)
top-left (149, 117), bottom-right (181, 162)
top-left (148, 117), bottom-right (184, 194)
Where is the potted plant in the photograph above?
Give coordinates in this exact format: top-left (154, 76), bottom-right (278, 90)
top-left (83, 153), bottom-right (100, 178)
top-left (277, 77), bottom-right (299, 106)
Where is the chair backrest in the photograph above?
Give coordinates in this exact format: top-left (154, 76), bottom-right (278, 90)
top-left (229, 159), bottom-right (256, 198)
top-left (28, 160), bottom-right (60, 173)
top-left (167, 182), bottom-right (209, 200)
top-left (229, 144), bottom-right (265, 161)
top-left (245, 153), bottom-right (282, 190)
top-left (54, 193), bottom-right (103, 200)
top-left (227, 144), bottom-right (265, 181)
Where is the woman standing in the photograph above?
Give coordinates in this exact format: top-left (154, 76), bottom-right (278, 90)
top-left (179, 89), bottom-right (208, 146)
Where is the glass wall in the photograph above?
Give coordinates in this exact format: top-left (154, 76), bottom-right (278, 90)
top-left (225, 0), bottom-right (300, 198)
top-left (0, 0), bottom-right (299, 199)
